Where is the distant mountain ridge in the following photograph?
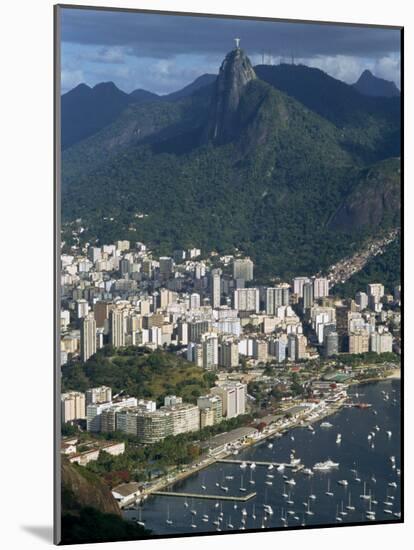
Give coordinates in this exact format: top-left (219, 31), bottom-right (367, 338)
top-left (61, 74), bottom-right (217, 149)
top-left (353, 69), bottom-right (400, 98)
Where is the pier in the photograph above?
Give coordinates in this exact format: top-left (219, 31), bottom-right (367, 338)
top-left (217, 459), bottom-right (303, 470)
top-left (152, 490), bottom-right (257, 502)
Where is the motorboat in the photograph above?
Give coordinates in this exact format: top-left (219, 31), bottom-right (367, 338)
top-left (285, 478), bottom-right (296, 486)
top-left (313, 459), bottom-right (339, 471)
top-left (320, 421), bottom-right (333, 428)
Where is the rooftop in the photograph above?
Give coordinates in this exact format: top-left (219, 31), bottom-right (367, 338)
top-left (201, 426), bottom-right (257, 450)
top-left (112, 482), bottom-right (142, 497)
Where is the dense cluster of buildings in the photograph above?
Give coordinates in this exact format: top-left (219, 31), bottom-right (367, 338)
top-left (61, 239), bottom-right (399, 371)
top-left (61, 381), bottom-right (247, 444)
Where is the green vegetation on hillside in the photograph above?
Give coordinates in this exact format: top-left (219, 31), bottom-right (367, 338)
top-left (62, 507), bottom-right (151, 545)
top-left (61, 456), bottom-right (151, 544)
top-left (61, 61), bottom-right (401, 280)
top-left (62, 347), bottom-right (217, 405)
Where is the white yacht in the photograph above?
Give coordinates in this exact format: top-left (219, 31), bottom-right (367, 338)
top-left (136, 508), bottom-right (145, 527)
top-left (320, 421), bottom-right (333, 428)
top-left (325, 478), bottom-right (334, 497)
top-left (345, 492), bottom-right (355, 511)
top-left (285, 478), bottom-right (296, 486)
top-left (360, 482), bottom-right (370, 500)
top-left (314, 459), bottom-right (339, 471)
top-left (166, 505), bottom-right (173, 525)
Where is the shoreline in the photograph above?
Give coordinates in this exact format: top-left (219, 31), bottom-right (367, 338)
top-left (139, 372), bottom-right (400, 500)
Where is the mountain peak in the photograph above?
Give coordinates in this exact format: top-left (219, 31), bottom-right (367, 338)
top-left (204, 48), bottom-right (256, 143)
top-left (353, 69), bottom-right (400, 98)
top-left (92, 81), bottom-right (121, 92)
top-left (361, 69), bottom-right (374, 77)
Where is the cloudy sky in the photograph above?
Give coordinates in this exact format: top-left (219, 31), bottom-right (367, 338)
top-left (60, 7), bottom-right (401, 95)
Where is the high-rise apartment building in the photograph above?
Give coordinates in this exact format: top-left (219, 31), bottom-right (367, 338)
top-left (80, 313), bottom-right (96, 362)
top-left (233, 258), bottom-right (254, 282)
top-left (159, 257), bottom-right (174, 279)
top-left (219, 338), bottom-right (239, 368)
top-left (292, 277), bottom-right (311, 298)
top-left (86, 386), bottom-right (112, 406)
top-left (190, 293), bottom-right (201, 309)
top-left (268, 338), bottom-right (287, 362)
top-left (76, 299), bottom-right (89, 319)
top-left (303, 282), bottom-right (314, 309)
top-left (324, 331), bottom-right (339, 357)
top-left (265, 284), bottom-right (290, 315)
top-left (61, 391), bottom-right (86, 423)
top-left (188, 320), bottom-right (211, 342)
top-left (355, 292), bottom-right (368, 310)
top-left (86, 401), bottom-right (114, 432)
top-left (201, 333), bottom-right (219, 370)
top-left (287, 333), bottom-right (307, 360)
top-left (313, 277), bottom-right (330, 299)
top-left (197, 394), bottom-right (223, 425)
top-left (370, 331), bottom-right (393, 354)
top-left (211, 383), bottom-right (246, 418)
top-left (211, 269), bottom-right (221, 309)
top-left (110, 308), bottom-right (125, 348)
top-left (234, 288), bottom-right (260, 313)
top-left (94, 301), bottom-right (111, 328)
top-left (349, 331), bottom-right (370, 354)
top-left (253, 339), bottom-right (268, 363)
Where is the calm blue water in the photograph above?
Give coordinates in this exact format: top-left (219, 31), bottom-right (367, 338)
top-left (124, 380), bottom-right (401, 534)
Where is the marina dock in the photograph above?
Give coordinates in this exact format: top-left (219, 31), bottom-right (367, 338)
top-left (153, 490), bottom-right (257, 501)
top-left (217, 459), bottom-right (303, 470)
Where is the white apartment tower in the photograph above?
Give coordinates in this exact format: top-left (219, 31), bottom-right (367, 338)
top-left (313, 277), bottom-right (329, 299)
top-left (233, 258), bottom-right (254, 282)
top-left (80, 313), bottom-right (97, 361)
top-left (110, 308), bottom-right (125, 348)
top-left (234, 288), bottom-right (260, 313)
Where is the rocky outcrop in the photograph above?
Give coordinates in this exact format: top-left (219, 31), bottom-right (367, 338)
top-left (329, 158), bottom-right (401, 231)
top-left (203, 47), bottom-right (256, 144)
top-left (353, 69), bottom-right (400, 98)
top-left (61, 457), bottom-right (121, 517)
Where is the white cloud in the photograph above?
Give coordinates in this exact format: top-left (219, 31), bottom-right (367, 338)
top-left (61, 69), bottom-right (85, 92)
top-left (374, 55), bottom-right (401, 88)
top-left (79, 46), bottom-right (126, 64)
top-left (294, 54), bottom-right (400, 87)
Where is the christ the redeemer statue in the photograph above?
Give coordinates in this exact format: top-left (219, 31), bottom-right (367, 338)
top-left (234, 37), bottom-right (240, 49)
